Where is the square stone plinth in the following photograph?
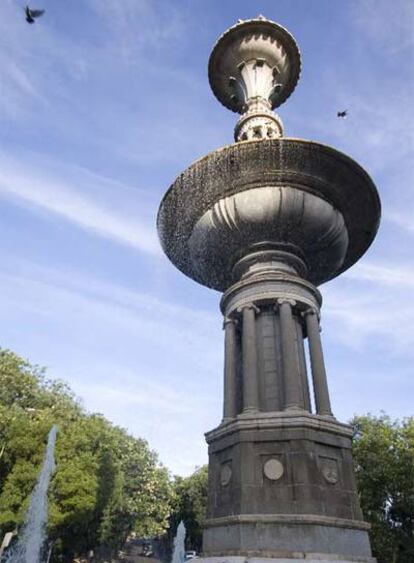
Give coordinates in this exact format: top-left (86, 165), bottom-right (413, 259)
top-left (203, 412), bottom-right (373, 560)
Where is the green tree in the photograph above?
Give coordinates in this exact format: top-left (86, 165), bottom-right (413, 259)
top-left (0, 348), bottom-right (174, 561)
top-left (351, 414), bottom-right (414, 563)
top-left (169, 466), bottom-right (208, 552)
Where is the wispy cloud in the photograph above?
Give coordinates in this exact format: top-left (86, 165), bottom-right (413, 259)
top-left (0, 260), bottom-right (221, 475)
top-left (385, 209), bottom-right (414, 236)
top-left (344, 262), bottom-right (414, 289)
top-left (350, 0), bottom-right (414, 54)
top-left (0, 259), bottom-right (220, 377)
top-left (72, 376), bottom-right (214, 475)
top-left (323, 260), bottom-right (414, 354)
top-left (86, 0), bottom-right (187, 60)
top-left (75, 379), bottom-right (212, 417)
top-left (0, 152), bottom-right (160, 254)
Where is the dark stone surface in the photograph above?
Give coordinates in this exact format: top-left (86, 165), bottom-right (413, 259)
top-left (206, 416), bottom-right (361, 522)
top-left (202, 414), bottom-right (369, 557)
top-left (203, 522), bottom-right (372, 558)
top-left (157, 139), bottom-right (380, 292)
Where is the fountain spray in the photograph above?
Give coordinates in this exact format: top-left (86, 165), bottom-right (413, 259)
top-left (7, 426), bottom-right (57, 563)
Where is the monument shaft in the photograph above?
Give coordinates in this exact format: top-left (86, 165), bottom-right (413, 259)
top-left (157, 15), bottom-right (380, 562)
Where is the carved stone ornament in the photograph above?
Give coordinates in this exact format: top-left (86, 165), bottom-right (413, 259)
top-left (263, 458), bottom-right (284, 481)
top-left (188, 185), bottom-right (348, 290)
top-left (321, 458), bottom-right (339, 485)
top-left (208, 16), bottom-right (301, 141)
top-left (220, 463), bottom-right (232, 486)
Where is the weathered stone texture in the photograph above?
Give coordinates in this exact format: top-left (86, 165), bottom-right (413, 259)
top-left (157, 15), bottom-right (381, 562)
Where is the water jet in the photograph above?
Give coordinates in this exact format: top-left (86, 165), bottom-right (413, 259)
top-left (6, 426), bottom-right (57, 563)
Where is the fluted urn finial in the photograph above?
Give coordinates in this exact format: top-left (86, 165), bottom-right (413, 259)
top-left (208, 16), bottom-right (301, 142)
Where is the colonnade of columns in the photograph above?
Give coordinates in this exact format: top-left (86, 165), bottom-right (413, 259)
top-left (222, 299), bottom-right (333, 421)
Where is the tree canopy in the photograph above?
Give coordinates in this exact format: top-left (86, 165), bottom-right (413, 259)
top-left (1, 348), bottom-right (413, 562)
top-left (0, 349), bottom-right (173, 561)
top-left (169, 466), bottom-right (208, 552)
top-left (352, 414), bottom-right (414, 563)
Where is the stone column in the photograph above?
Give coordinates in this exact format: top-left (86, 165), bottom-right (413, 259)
top-left (278, 299), bottom-right (302, 410)
top-left (304, 308), bottom-right (333, 416)
top-left (241, 304), bottom-right (259, 413)
top-left (223, 316), bottom-right (238, 421)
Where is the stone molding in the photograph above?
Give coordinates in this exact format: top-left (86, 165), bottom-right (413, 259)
top-left (205, 412), bottom-right (352, 443)
top-left (197, 555), bottom-right (376, 562)
top-left (221, 272), bottom-right (321, 316)
top-left (204, 513), bottom-right (371, 531)
top-left (277, 297), bottom-right (297, 307)
top-left (237, 303), bottom-right (261, 315)
top-left (233, 248), bottom-right (308, 280)
top-left (235, 111), bottom-right (284, 142)
top-left (225, 292), bottom-right (316, 319)
top-left (223, 316), bottom-right (238, 328)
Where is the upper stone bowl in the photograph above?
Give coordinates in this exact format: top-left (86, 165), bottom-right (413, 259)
top-left (208, 17), bottom-right (301, 113)
top-left (157, 139), bottom-right (381, 292)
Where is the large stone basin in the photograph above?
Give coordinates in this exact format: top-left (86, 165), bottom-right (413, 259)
top-left (157, 138), bottom-right (380, 291)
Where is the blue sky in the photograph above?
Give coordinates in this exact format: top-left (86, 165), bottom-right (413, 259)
top-left (0, 0), bottom-right (413, 476)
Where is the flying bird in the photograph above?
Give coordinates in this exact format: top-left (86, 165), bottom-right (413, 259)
top-left (25, 5), bottom-right (45, 24)
top-left (337, 110), bottom-right (348, 118)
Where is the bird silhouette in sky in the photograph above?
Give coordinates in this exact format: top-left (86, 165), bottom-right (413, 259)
top-left (337, 110), bottom-right (348, 118)
top-left (25, 5), bottom-right (45, 24)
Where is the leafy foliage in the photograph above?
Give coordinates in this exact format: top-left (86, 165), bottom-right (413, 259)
top-left (168, 466), bottom-right (208, 552)
top-left (351, 414), bottom-right (414, 563)
top-left (0, 349), bottom-right (174, 560)
top-left (3, 348), bottom-right (412, 562)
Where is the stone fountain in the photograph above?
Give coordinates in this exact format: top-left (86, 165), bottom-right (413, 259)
top-left (158, 16), bottom-right (380, 562)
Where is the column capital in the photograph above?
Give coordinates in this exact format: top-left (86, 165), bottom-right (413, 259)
top-left (276, 297), bottom-right (296, 308)
top-left (237, 302), bottom-right (260, 315)
top-left (303, 306), bottom-right (319, 318)
top-left (223, 316), bottom-right (238, 329)
top-left (303, 306), bottom-right (321, 326)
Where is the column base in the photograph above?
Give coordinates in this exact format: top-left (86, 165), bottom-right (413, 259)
top-left (203, 517), bottom-right (374, 560)
top-left (242, 408), bottom-right (260, 415)
top-left (198, 556), bottom-right (376, 563)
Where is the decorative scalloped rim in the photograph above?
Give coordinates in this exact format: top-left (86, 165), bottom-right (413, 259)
top-left (208, 16), bottom-right (302, 113)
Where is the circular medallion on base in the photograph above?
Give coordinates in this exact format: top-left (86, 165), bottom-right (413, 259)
top-left (263, 458), bottom-right (284, 480)
top-left (220, 464), bottom-right (232, 486)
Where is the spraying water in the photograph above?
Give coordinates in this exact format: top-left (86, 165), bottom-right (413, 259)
top-left (171, 520), bottom-right (186, 563)
top-left (6, 426), bottom-right (58, 563)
